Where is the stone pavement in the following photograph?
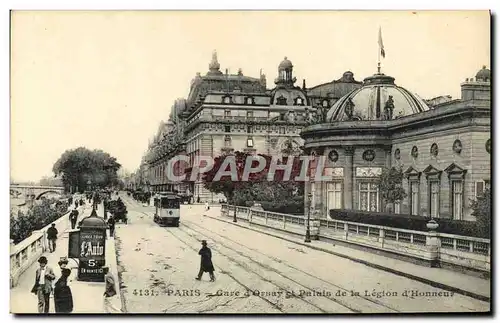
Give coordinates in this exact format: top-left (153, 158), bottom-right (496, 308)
top-left (10, 203), bottom-right (106, 314)
top-left (200, 205), bottom-right (490, 303)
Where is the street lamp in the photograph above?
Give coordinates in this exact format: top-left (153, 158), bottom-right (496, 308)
top-left (233, 157), bottom-right (244, 223)
top-left (304, 192), bottom-right (312, 243)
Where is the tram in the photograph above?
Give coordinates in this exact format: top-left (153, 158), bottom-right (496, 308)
top-left (153, 192), bottom-right (181, 227)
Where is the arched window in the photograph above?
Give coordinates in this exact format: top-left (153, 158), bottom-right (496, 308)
top-left (276, 95), bottom-right (287, 105)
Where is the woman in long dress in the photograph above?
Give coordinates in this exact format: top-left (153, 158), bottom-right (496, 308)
top-left (54, 268), bottom-right (73, 313)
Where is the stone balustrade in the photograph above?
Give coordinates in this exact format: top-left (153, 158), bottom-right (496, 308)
top-left (10, 209), bottom-right (71, 288)
top-left (220, 204), bottom-right (490, 274)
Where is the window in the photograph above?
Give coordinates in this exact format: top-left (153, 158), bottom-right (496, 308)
top-left (409, 181), bottom-right (419, 216)
top-left (247, 125), bottom-right (253, 133)
top-left (279, 127), bottom-right (286, 134)
top-left (423, 165), bottom-right (442, 218)
top-left (247, 138), bottom-right (254, 147)
top-left (224, 125), bottom-right (231, 133)
top-left (475, 181), bottom-right (485, 198)
top-left (224, 110), bottom-right (231, 118)
top-left (451, 180), bottom-right (464, 220)
top-left (276, 95), bottom-right (287, 105)
top-left (394, 202), bottom-right (401, 214)
top-left (224, 135), bottom-right (231, 147)
top-left (246, 97), bottom-right (254, 105)
top-left (429, 181), bottom-right (440, 218)
top-left (327, 182), bottom-right (343, 210)
top-left (247, 111), bottom-right (253, 118)
top-left (223, 96), bottom-right (231, 104)
top-left (359, 182), bottom-right (379, 212)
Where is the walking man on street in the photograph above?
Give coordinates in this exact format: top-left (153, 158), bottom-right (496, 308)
top-left (107, 216), bottom-right (116, 238)
top-left (31, 256), bottom-right (55, 313)
top-left (70, 209), bottom-right (79, 230)
top-left (195, 240), bottom-right (215, 282)
top-left (47, 223), bottom-right (58, 253)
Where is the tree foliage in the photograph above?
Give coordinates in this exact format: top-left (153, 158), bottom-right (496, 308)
top-left (10, 198), bottom-right (70, 244)
top-left (52, 147), bottom-right (121, 193)
top-left (202, 151), bottom-right (305, 211)
top-left (471, 188), bottom-right (491, 238)
top-left (376, 166), bottom-right (407, 212)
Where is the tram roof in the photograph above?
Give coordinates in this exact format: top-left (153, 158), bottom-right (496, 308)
top-left (154, 192), bottom-right (181, 199)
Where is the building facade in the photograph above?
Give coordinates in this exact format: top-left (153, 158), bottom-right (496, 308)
top-left (301, 66), bottom-right (491, 221)
top-left (141, 52), bottom-right (357, 201)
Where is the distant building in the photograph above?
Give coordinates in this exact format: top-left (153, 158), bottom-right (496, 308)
top-left (425, 95), bottom-right (454, 108)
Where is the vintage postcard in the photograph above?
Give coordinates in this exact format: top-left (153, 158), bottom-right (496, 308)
top-left (9, 10), bottom-right (491, 314)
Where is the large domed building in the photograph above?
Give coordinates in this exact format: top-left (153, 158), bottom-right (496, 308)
top-left (301, 67), bottom-right (491, 221)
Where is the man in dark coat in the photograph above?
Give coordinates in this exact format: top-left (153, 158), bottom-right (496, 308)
top-left (107, 216), bottom-right (116, 238)
top-left (47, 224), bottom-right (58, 252)
top-left (195, 240), bottom-right (215, 282)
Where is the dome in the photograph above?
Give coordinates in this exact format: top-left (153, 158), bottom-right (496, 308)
top-left (278, 57), bottom-right (293, 70)
top-left (326, 73), bottom-right (430, 122)
top-left (475, 65), bottom-right (491, 82)
top-left (79, 209), bottom-right (107, 228)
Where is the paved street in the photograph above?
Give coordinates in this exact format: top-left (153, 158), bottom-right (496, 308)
top-left (115, 194), bottom-right (489, 314)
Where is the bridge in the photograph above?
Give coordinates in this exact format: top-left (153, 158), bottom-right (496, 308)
top-left (10, 184), bottom-right (65, 200)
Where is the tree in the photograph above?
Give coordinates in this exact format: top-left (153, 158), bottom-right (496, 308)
top-left (471, 188), bottom-right (491, 237)
top-left (376, 166), bottom-right (407, 213)
top-left (52, 147), bottom-right (121, 193)
top-left (203, 151), bottom-right (305, 207)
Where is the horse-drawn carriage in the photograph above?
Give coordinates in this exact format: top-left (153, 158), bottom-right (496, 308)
top-left (105, 198), bottom-right (128, 223)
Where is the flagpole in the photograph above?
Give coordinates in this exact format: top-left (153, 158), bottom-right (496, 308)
top-left (377, 27), bottom-right (381, 74)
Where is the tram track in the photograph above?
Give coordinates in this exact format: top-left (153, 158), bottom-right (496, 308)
top-left (182, 219), bottom-right (400, 313)
top-left (165, 224), bottom-right (336, 313)
top-left (121, 196), bottom-right (395, 313)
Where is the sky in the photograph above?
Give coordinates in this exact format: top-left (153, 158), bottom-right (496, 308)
top-left (10, 10), bottom-right (490, 182)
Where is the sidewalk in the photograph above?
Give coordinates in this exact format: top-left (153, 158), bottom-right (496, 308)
top-left (205, 210), bottom-right (491, 303)
top-left (10, 204), bottom-right (106, 314)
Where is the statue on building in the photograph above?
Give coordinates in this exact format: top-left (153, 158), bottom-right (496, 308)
top-left (344, 98), bottom-right (355, 120)
top-left (383, 95), bottom-right (395, 120)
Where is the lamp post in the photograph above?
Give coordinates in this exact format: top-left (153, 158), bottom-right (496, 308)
top-left (305, 192), bottom-right (312, 243)
top-left (233, 157), bottom-right (244, 223)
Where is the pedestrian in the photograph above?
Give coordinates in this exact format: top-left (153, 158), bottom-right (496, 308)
top-left (54, 259), bottom-right (73, 313)
top-left (205, 201), bottom-right (210, 211)
top-left (103, 267), bottom-right (121, 313)
top-left (79, 199), bottom-right (84, 206)
top-left (74, 201), bottom-right (78, 209)
top-left (31, 256), bottom-right (55, 313)
top-left (195, 240), bottom-right (215, 282)
top-left (46, 223), bottom-right (58, 253)
top-left (107, 216), bottom-right (116, 238)
top-left (70, 209), bottom-right (79, 230)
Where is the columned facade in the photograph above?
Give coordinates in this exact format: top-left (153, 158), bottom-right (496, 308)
top-left (301, 67), bottom-right (491, 221)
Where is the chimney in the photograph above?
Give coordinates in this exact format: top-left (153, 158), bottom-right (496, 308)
top-left (302, 79), bottom-right (307, 90)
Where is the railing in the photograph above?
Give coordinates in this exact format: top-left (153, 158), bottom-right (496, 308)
top-left (220, 204), bottom-right (490, 273)
top-left (10, 208), bottom-right (72, 288)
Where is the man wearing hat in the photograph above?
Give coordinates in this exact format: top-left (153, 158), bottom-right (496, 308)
top-left (195, 240), bottom-right (215, 282)
top-left (31, 256), bottom-right (55, 313)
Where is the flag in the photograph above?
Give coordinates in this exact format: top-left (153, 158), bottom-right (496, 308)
top-left (378, 27), bottom-right (385, 58)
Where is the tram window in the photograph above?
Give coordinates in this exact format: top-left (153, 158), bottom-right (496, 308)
top-left (161, 198), bottom-right (180, 209)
